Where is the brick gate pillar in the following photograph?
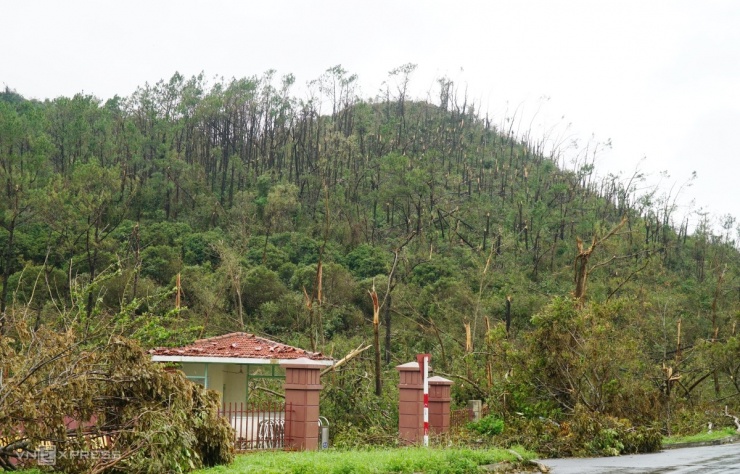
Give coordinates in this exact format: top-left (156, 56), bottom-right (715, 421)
top-left (396, 361), bottom-right (423, 444)
top-left (428, 376), bottom-right (453, 434)
top-left (282, 358), bottom-right (323, 450)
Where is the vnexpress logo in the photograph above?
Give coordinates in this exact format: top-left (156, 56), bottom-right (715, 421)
top-left (17, 444), bottom-right (121, 465)
top-left (36, 445), bottom-right (56, 466)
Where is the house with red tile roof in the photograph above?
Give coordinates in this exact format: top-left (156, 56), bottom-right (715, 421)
top-left (149, 332), bottom-right (333, 405)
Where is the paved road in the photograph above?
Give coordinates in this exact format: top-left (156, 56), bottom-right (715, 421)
top-left (542, 443), bottom-right (740, 473)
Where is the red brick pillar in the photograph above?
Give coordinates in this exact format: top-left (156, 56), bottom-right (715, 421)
top-left (396, 361), bottom-right (423, 444)
top-left (428, 376), bottom-right (453, 434)
top-left (282, 358), bottom-right (323, 450)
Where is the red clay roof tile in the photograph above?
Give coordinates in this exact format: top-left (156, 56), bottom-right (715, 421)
top-left (148, 332), bottom-right (332, 361)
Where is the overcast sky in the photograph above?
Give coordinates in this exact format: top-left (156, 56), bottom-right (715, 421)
top-left (4, 1), bottom-right (739, 233)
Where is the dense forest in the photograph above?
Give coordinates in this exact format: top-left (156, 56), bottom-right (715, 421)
top-left (2, 65), bottom-right (740, 461)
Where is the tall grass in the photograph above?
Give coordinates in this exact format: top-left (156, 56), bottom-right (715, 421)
top-left (194, 446), bottom-right (535, 474)
top-left (663, 427), bottom-right (738, 446)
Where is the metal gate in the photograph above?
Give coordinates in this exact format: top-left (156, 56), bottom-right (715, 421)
top-left (219, 402), bottom-right (294, 451)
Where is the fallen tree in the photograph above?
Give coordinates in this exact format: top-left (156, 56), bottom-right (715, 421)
top-left (0, 323), bottom-right (233, 472)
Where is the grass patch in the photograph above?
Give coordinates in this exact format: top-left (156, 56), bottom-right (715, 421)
top-left (663, 426), bottom-right (738, 445)
top-left (193, 446), bottom-right (536, 474)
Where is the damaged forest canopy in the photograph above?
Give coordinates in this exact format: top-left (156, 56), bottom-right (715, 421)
top-left (1, 65), bottom-right (740, 465)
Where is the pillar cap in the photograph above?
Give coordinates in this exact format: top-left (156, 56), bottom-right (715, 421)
top-left (281, 357), bottom-right (328, 369)
top-left (284, 383), bottom-right (323, 390)
top-left (396, 361), bottom-right (436, 372)
top-left (395, 361), bottom-right (419, 371)
top-left (428, 376), bottom-right (453, 385)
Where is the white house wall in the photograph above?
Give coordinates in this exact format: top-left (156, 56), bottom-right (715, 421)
top-left (222, 366), bottom-right (248, 406)
top-left (177, 362), bottom-right (245, 406)
top-left (208, 364), bottom-right (224, 400)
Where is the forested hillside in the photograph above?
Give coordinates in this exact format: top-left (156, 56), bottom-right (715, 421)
top-left (2, 66), bottom-right (739, 453)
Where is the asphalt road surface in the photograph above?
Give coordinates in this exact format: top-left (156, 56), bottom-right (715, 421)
top-left (542, 443), bottom-right (740, 473)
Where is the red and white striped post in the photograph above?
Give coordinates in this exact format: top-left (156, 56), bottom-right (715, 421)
top-left (417, 353), bottom-right (431, 447)
top-left (423, 355), bottom-right (429, 446)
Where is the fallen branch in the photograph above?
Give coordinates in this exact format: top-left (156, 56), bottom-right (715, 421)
top-left (724, 405), bottom-right (740, 432)
top-left (253, 385), bottom-right (285, 399)
top-left (321, 343), bottom-right (372, 376)
top-left (436, 371), bottom-right (486, 398)
top-left (0, 438), bottom-right (31, 471)
top-left (0, 438), bottom-right (30, 454)
top-left (506, 449), bottom-right (550, 473)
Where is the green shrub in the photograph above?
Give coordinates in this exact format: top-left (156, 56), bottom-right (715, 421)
top-left (588, 427), bottom-right (623, 456)
top-left (344, 244), bottom-right (388, 278)
top-left (621, 426), bottom-right (663, 454)
top-left (467, 415), bottom-right (504, 436)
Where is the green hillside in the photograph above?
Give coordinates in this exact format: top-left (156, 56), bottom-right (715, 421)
top-left (1, 67), bottom-right (739, 458)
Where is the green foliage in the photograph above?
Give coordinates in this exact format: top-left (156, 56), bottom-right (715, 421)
top-left (587, 428), bottom-right (624, 457)
top-left (344, 244), bottom-right (388, 278)
top-left (270, 232), bottom-right (321, 265)
top-left (620, 426), bottom-right (664, 455)
top-left (522, 296), bottom-right (659, 421)
top-left (318, 340), bottom-right (400, 448)
top-left (467, 415), bottom-right (504, 437)
top-left (241, 265), bottom-right (287, 314)
top-left (664, 405), bottom-right (740, 438)
top-left (140, 220), bottom-right (195, 247)
top-left (244, 237), bottom-right (290, 270)
top-left (498, 408), bottom-right (661, 458)
top-left (264, 182), bottom-right (301, 232)
top-left (140, 244), bottom-right (181, 283)
top-left (126, 307), bottom-right (202, 348)
top-left (256, 294), bottom-right (303, 333)
top-left (410, 259), bottom-right (454, 287)
top-left (183, 230), bottom-right (225, 266)
top-left (5, 265), bottom-right (69, 307)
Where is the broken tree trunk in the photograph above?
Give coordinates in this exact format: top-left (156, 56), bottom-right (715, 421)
top-left (725, 406), bottom-right (740, 432)
top-left (320, 343), bottom-right (372, 376)
top-left (573, 216), bottom-right (627, 302)
top-left (505, 295), bottom-right (512, 336)
top-left (369, 284), bottom-right (382, 396)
